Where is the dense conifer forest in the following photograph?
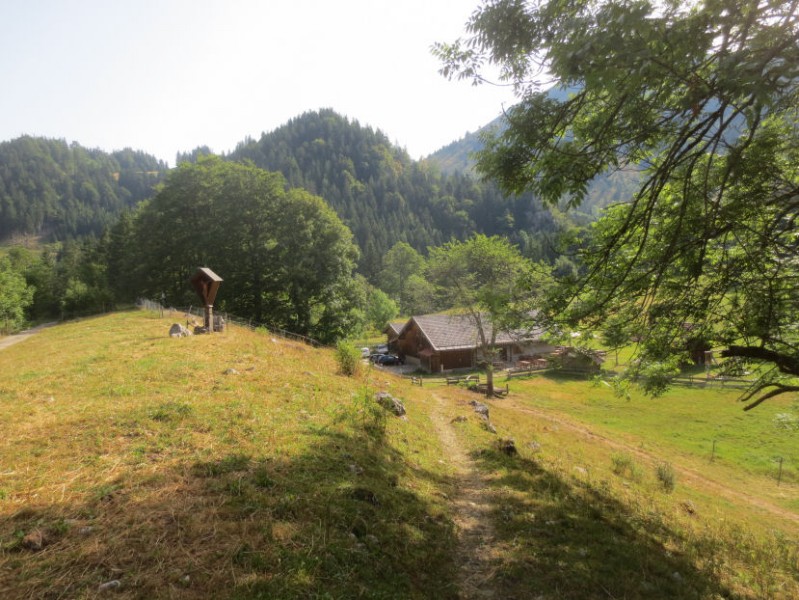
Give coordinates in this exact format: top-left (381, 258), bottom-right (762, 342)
top-left (0, 136), bottom-right (168, 241)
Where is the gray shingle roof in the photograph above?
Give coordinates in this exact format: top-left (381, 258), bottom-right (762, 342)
top-left (405, 313), bottom-right (544, 352)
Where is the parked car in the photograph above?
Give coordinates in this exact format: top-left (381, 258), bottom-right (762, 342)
top-left (369, 353), bottom-right (386, 363)
top-left (376, 354), bottom-right (404, 366)
top-left (376, 344), bottom-right (389, 354)
top-left (360, 347), bottom-right (370, 358)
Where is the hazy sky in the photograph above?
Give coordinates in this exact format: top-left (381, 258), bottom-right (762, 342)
top-left (0, 0), bottom-right (516, 165)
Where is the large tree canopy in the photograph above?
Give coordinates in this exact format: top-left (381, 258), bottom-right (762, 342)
top-left (128, 157), bottom-right (360, 343)
top-left (437, 0), bottom-right (799, 407)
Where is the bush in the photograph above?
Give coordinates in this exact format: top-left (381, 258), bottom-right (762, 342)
top-left (611, 452), bottom-right (642, 481)
top-left (336, 341), bottom-right (361, 376)
top-left (656, 461), bottom-right (676, 493)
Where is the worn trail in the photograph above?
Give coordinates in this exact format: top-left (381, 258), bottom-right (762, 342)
top-left (0, 323), bottom-right (55, 352)
top-left (430, 394), bottom-right (498, 599)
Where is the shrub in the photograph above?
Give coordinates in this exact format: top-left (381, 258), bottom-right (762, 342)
top-left (611, 452), bottom-right (641, 481)
top-left (656, 461), bottom-right (676, 493)
top-left (335, 341), bottom-right (361, 376)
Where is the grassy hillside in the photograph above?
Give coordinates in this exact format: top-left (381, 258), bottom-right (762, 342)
top-left (0, 311), bottom-right (457, 598)
top-left (1, 312), bottom-right (797, 599)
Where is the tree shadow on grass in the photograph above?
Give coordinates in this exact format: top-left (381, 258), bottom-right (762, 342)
top-left (0, 404), bottom-right (459, 599)
top-left (471, 449), bottom-right (735, 600)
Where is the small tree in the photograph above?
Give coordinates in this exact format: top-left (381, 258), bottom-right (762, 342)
top-left (379, 242), bottom-right (426, 315)
top-left (365, 287), bottom-right (399, 332)
top-left (601, 311), bottom-right (635, 367)
top-left (335, 340), bottom-right (361, 377)
top-left (0, 258), bottom-right (34, 334)
top-left (428, 235), bottom-right (533, 396)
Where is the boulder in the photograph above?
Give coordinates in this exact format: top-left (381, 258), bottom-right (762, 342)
top-left (375, 392), bottom-right (406, 416)
top-left (469, 400), bottom-right (490, 420)
top-left (169, 323), bottom-right (192, 338)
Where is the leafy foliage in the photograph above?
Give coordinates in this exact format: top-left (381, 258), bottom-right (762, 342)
top-left (0, 257), bottom-right (34, 333)
top-left (125, 157), bottom-right (361, 343)
top-left (438, 0), bottom-right (799, 407)
top-left (427, 234), bottom-right (537, 394)
top-left (335, 340), bottom-right (362, 376)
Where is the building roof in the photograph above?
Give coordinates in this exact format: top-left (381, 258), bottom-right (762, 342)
top-left (385, 321), bottom-right (406, 337)
top-left (401, 313), bottom-right (545, 352)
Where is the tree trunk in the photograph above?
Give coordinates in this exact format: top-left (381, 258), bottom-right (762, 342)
top-left (485, 362), bottom-right (494, 397)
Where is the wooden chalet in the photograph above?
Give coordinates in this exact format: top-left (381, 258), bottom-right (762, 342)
top-left (393, 313), bottom-right (555, 373)
top-left (383, 320), bottom-right (406, 353)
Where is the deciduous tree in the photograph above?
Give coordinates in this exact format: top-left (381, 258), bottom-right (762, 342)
top-left (437, 0), bottom-right (799, 408)
top-left (428, 234), bottom-right (533, 396)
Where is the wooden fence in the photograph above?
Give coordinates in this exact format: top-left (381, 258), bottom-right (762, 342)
top-left (138, 298), bottom-right (324, 348)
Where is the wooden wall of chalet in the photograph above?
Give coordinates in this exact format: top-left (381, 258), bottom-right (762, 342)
top-left (439, 349), bottom-right (474, 371)
top-left (396, 322), bottom-right (425, 359)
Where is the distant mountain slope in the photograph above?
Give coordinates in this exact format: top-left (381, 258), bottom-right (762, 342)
top-left (0, 136), bottom-right (168, 241)
top-left (427, 115), bottom-right (503, 176)
top-left (427, 89), bottom-right (641, 217)
top-left (228, 109), bottom-right (561, 277)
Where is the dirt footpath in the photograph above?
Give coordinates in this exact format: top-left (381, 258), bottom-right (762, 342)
top-left (0, 323), bottom-right (55, 352)
top-left (430, 394), bottom-right (499, 599)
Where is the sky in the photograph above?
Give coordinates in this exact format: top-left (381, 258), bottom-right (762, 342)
top-left (0, 0), bottom-right (517, 166)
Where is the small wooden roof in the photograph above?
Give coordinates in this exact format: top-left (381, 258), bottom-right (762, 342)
top-left (190, 267), bottom-right (223, 305)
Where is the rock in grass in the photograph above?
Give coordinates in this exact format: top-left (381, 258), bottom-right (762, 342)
top-left (21, 529), bottom-right (48, 551)
top-left (168, 323), bottom-right (192, 338)
top-left (469, 400), bottom-right (489, 420)
top-left (98, 579), bottom-right (121, 592)
top-left (528, 441), bottom-right (542, 453)
top-left (450, 415), bottom-right (468, 424)
top-left (374, 392), bottom-right (406, 416)
top-left (481, 420), bottom-right (497, 434)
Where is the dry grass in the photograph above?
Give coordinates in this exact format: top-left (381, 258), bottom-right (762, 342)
top-left (2, 312), bottom-right (797, 599)
top-left (0, 310), bottom-right (458, 599)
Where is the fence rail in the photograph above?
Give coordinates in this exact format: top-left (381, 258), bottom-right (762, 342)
top-left (671, 375), bottom-right (754, 390)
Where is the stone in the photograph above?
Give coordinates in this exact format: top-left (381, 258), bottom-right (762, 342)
top-left (168, 323), bottom-right (192, 338)
top-left (450, 415), bottom-right (468, 424)
top-left (469, 400), bottom-right (490, 420)
top-left (21, 529), bottom-right (47, 551)
top-left (375, 392), bottom-right (406, 416)
top-left (223, 368), bottom-right (239, 375)
top-left (98, 580), bottom-right (122, 592)
top-left (527, 441), bottom-right (542, 453)
top-left (481, 421), bottom-right (497, 434)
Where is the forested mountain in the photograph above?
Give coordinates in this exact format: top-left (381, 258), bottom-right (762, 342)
top-left (229, 109), bottom-right (561, 278)
top-left (428, 89), bottom-right (641, 220)
top-left (0, 136), bottom-right (168, 241)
